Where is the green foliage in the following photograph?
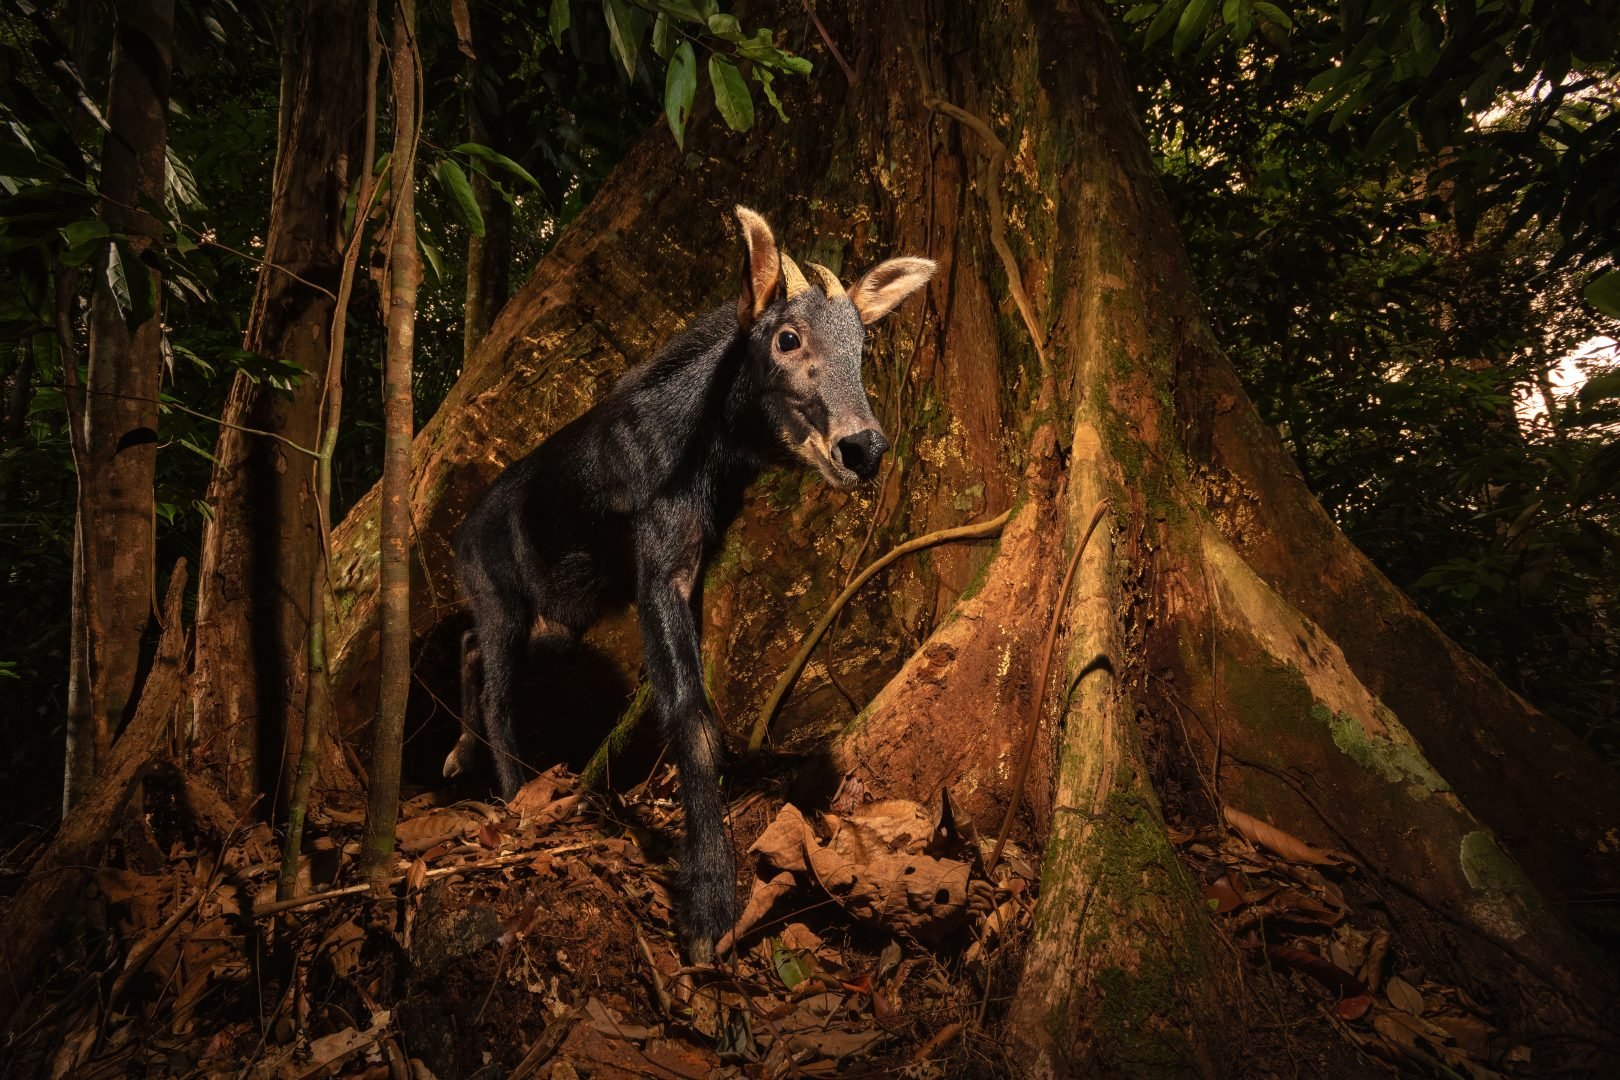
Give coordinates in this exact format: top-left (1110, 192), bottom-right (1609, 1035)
top-left (708, 54), bottom-right (754, 132)
top-left (665, 41), bottom-right (697, 147)
top-left (1127, 0), bottom-right (1620, 268)
top-left (1124, 1), bottom-right (1620, 755)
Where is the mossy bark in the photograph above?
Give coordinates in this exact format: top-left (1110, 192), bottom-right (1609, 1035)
top-left (191, 0), bottom-right (369, 807)
top-left (323, 0), bottom-right (1616, 1071)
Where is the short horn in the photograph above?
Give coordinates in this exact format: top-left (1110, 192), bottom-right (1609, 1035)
top-left (780, 255), bottom-right (810, 299)
top-left (807, 262), bottom-right (845, 298)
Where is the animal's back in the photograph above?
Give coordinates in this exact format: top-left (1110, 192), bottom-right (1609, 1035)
top-left (453, 312), bottom-right (736, 626)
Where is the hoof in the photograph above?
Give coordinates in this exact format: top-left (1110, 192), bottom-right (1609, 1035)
top-left (686, 935), bottom-right (715, 966)
top-left (442, 746), bottom-right (471, 779)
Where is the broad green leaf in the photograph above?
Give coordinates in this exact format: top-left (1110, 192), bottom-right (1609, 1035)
top-left (665, 42), bottom-right (697, 148)
top-left (1578, 371), bottom-right (1620, 404)
top-left (1584, 270), bottom-right (1620, 318)
top-left (771, 940), bottom-right (811, 989)
top-left (658, 0), bottom-right (704, 24)
top-left (453, 143), bottom-right (541, 190)
top-left (108, 238), bottom-right (156, 329)
top-left (435, 159), bottom-right (485, 237)
top-left (1173, 0), bottom-right (1215, 57)
top-left (706, 13), bottom-right (742, 40)
top-left (604, 0), bottom-right (647, 79)
top-left (776, 52), bottom-right (812, 75)
top-left (60, 219), bottom-right (108, 248)
top-left (1232, 0), bottom-right (1253, 40)
top-left (1305, 66), bottom-right (1346, 94)
top-left (164, 147), bottom-right (204, 213)
top-left (651, 13), bottom-right (674, 60)
top-left (709, 55), bottom-right (753, 132)
top-left (1144, 0), bottom-right (1184, 48)
top-left (1251, 1), bottom-right (1291, 29)
top-left (754, 66), bottom-right (787, 123)
top-left (549, 0), bottom-right (570, 47)
top-left (419, 235), bottom-right (445, 284)
top-left (1124, 4), bottom-right (1159, 23)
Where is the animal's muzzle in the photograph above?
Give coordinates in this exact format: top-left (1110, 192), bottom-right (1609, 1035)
top-left (837, 428), bottom-right (889, 481)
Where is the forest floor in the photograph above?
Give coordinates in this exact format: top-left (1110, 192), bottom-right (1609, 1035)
top-left (0, 747), bottom-right (1526, 1079)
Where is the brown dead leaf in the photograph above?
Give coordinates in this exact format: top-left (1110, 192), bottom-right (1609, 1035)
top-left (1223, 807), bottom-right (1352, 867)
top-left (583, 997), bottom-right (652, 1042)
top-left (1385, 975), bottom-right (1427, 1017)
top-left (1230, 889), bottom-right (1344, 932)
top-left (841, 799), bottom-right (937, 853)
top-left (782, 1027), bottom-right (884, 1062)
top-left (1360, 928), bottom-right (1391, 994)
top-left (1333, 994), bottom-right (1374, 1021)
top-left (717, 872), bottom-right (794, 955)
top-left (1265, 945), bottom-right (1368, 999)
top-left (750, 803), bottom-right (813, 873)
top-left (1202, 874), bottom-right (1245, 914)
top-left (404, 857), bottom-right (429, 895)
top-left (509, 766), bottom-right (575, 817)
top-left (319, 919), bottom-right (366, 978)
top-left (395, 809), bottom-right (484, 845)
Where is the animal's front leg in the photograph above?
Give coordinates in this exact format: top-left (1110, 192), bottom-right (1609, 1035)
top-left (634, 509), bottom-right (737, 959)
top-left (443, 629), bottom-right (482, 779)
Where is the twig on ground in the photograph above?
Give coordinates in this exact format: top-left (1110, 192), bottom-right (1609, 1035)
top-left (252, 841), bottom-right (596, 918)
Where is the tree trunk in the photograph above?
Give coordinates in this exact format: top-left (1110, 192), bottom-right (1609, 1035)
top-left (190, 0), bottom-right (370, 807)
top-left (2, 341), bottom-right (31, 443)
top-left (360, 0), bottom-right (420, 893)
top-left (66, 0), bottom-right (174, 811)
top-left (1, 561), bottom-right (188, 1030)
top-left (322, 0), bottom-right (1618, 1068)
top-left (461, 0), bottom-right (511, 361)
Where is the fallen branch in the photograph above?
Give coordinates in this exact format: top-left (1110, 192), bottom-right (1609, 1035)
top-left (252, 840), bottom-right (596, 918)
top-left (748, 509), bottom-right (1013, 751)
top-left (0, 560), bottom-right (189, 1029)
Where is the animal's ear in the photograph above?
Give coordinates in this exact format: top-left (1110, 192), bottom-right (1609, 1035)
top-left (848, 256), bottom-right (937, 324)
top-left (734, 206), bottom-right (782, 326)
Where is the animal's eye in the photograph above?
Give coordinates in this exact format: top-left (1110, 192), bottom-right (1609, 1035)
top-left (776, 329), bottom-right (801, 352)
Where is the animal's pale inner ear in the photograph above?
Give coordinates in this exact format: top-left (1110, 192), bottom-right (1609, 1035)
top-left (734, 205), bottom-right (782, 324)
top-left (849, 256), bottom-right (938, 325)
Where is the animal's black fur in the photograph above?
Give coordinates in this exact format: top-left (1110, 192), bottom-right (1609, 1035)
top-left (446, 208), bottom-right (934, 953)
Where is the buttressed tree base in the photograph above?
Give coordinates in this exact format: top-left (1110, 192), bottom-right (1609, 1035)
top-left (317, 0), bottom-right (1618, 1072)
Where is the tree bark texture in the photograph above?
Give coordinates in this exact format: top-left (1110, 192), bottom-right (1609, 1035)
top-left (189, 0), bottom-right (369, 808)
top-left (66, 0), bottom-right (174, 811)
top-left (322, 0), bottom-right (1618, 1069)
top-left (360, 0), bottom-right (420, 893)
top-left (2, 561), bottom-right (188, 1029)
top-left (461, 0), bottom-right (511, 361)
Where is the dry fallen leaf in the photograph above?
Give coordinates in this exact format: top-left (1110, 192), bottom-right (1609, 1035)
top-left (1385, 975), bottom-right (1427, 1017)
top-left (1333, 994), bottom-right (1374, 1021)
top-left (1265, 945), bottom-right (1368, 999)
top-left (1223, 807), bottom-right (1353, 868)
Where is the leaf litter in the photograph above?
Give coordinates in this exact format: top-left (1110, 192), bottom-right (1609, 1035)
top-left (3, 762), bottom-right (1036, 1078)
top-left (1177, 806), bottom-right (1525, 1079)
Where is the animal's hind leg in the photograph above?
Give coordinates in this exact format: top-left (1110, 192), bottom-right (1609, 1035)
top-left (476, 615), bottom-right (530, 800)
top-left (442, 629), bottom-right (483, 779)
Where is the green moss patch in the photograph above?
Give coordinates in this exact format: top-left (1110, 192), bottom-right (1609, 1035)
top-left (1317, 704), bottom-right (1451, 794)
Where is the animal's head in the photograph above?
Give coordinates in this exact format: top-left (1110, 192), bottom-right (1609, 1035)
top-left (733, 205), bottom-right (935, 490)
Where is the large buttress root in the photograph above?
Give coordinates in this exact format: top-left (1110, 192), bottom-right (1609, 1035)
top-left (319, 1), bottom-right (1617, 1071)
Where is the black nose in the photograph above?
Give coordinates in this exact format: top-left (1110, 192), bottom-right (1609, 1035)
top-left (837, 429), bottom-right (889, 480)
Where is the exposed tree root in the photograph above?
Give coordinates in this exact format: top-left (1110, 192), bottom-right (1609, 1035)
top-left (747, 507), bottom-right (1013, 751)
